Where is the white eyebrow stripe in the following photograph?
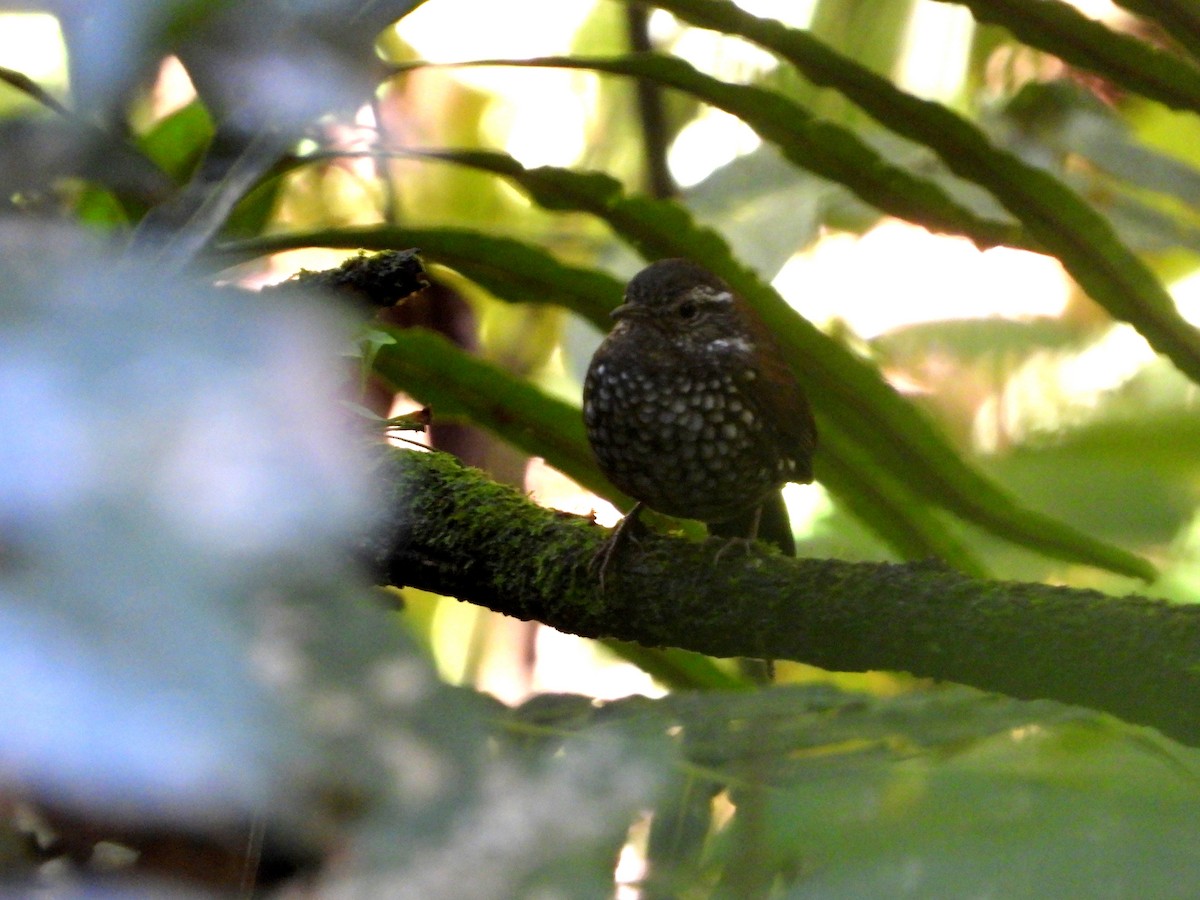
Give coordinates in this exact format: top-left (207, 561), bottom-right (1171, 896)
top-left (688, 287), bottom-right (734, 305)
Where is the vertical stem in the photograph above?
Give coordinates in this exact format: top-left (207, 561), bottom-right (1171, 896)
top-left (624, 4), bottom-right (676, 199)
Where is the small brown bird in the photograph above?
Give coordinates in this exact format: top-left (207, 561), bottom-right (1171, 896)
top-left (584, 258), bottom-right (817, 557)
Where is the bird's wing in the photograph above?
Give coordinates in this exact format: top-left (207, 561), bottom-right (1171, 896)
top-left (740, 305), bottom-right (818, 484)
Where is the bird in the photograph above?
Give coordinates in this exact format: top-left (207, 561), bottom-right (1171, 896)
top-left (583, 258), bottom-right (817, 565)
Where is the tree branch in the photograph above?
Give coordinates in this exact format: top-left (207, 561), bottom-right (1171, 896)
top-left (367, 448), bottom-right (1200, 746)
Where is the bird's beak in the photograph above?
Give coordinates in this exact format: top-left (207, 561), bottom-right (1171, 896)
top-left (611, 303), bottom-right (649, 321)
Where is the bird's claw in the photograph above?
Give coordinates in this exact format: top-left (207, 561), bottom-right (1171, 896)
top-left (590, 503), bottom-right (646, 591)
top-left (712, 535), bottom-right (757, 564)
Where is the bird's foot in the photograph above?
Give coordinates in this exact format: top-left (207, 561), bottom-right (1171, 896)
top-left (709, 503), bottom-right (766, 564)
top-left (712, 535), bottom-right (757, 564)
top-left (590, 503), bottom-right (647, 591)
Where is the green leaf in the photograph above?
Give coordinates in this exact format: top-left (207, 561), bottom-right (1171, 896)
top-left (136, 99), bottom-right (213, 183)
top-left (602, 642), bottom-right (750, 690)
top-left (522, 684), bottom-right (1200, 896)
top-left (629, 0), bottom-right (1200, 395)
top-left (931, 0), bottom-right (1200, 115)
top-left (991, 411), bottom-right (1200, 547)
top-left (74, 185), bottom-right (131, 231)
top-left (815, 420), bottom-right (989, 577)
top-left (759, 719), bottom-right (1200, 897)
top-left (397, 56), bottom-right (1028, 251)
top-left (651, 682), bottom-right (1091, 765)
top-left (219, 170), bottom-right (287, 241)
top-left (999, 81), bottom-right (1200, 206)
top-left (977, 83), bottom-right (1200, 257)
top-left (357, 325), bottom-right (397, 392)
top-left (642, 769), bottom-right (720, 896)
top-left (683, 146), bottom-right (833, 273)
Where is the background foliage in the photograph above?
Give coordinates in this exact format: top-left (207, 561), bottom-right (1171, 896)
top-left (4, 0), bottom-right (1200, 895)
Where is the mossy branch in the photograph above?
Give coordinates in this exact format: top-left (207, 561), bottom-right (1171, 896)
top-left (367, 448), bottom-right (1200, 747)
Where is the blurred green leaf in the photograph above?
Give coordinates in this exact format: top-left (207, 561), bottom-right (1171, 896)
top-left (933, 0), bottom-right (1200, 115)
top-left (1114, 0), bottom-right (1200, 60)
top-left (991, 412), bottom-right (1200, 546)
top-left (1102, 193), bottom-right (1200, 256)
top-left (1000, 81), bottom-right (1200, 200)
top-left (986, 82), bottom-right (1200, 255)
top-left (504, 683), bottom-right (1200, 897)
top-left (73, 185), bottom-right (131, 231)
top-left (758, 719), bottom-right (1200, 897)
top-left (682, 147), bottom-right (833, 274)
top-left (218, 166), bottom-right (287, 240)
top-left (660, 684), bottom-right (1091, 762)
top-left (874, 316), bottom-right (1088, 363)
top-left (605, 643), bottom-right (753, 691)
top-left (642, 769), bottom-right (720, 898)
top-left (604, 684), bottom-right (1200, 894)
top-left (814, 422), bottom-right (989, 575)
top-left (400, 55), bottom-right (1028, 250)
top-left (136, 99), bottom-right (213, 183)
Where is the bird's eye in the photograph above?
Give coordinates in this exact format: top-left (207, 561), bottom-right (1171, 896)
top-left (677, 301), bottom-right (698, 320)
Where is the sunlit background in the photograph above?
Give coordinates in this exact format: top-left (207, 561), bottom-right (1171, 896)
top-left (3, 0), bottom-right (1197, 735)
